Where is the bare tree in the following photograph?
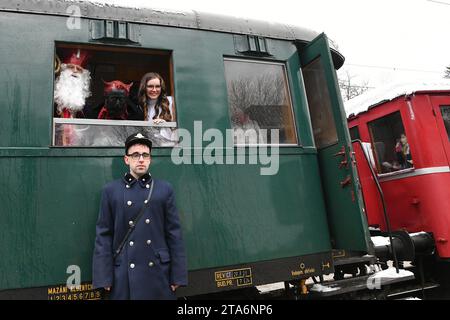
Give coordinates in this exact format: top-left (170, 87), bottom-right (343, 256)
top-left (338, 70), bottom-right (370, 101)
top-left (227, 73), bottom-right (285, 117)
top-left (444, 66), bottom-right (450, 79)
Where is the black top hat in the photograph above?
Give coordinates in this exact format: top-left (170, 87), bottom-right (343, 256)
top-left (125, 132), bottom-right (153, 154)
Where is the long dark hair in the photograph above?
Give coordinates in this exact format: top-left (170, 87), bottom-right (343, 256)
top-left (138, 72), bottom-right (172, 121)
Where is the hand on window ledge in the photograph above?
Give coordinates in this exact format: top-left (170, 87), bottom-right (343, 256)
top-left (153, 118), bottom-right (166, 124)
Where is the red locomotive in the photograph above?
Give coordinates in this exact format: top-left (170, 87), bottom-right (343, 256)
top-left (347, 82), bottom-right (450, 290)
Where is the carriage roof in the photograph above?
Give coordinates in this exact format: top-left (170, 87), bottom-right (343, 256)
top-left (1, 0), bottom-right (344, 67)
top-left (345, 81), bottom-right (450, 118)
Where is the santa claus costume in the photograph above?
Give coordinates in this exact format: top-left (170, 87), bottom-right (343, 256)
top-left (54, 49), bottom-right (91, 145)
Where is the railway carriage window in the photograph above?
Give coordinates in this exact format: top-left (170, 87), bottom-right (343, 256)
top-left (349, 126), bottom-right (360, 141)
top-left (440, 106), bottom-right (450, 141)
top-left (302, 58), bottom-right (338, 149)
top-left (367, 112), bottom-right (413, 174)
top-left (52, 44), bottom-right (177, 147)
top-left (223, 59), bottom-right (297, 145)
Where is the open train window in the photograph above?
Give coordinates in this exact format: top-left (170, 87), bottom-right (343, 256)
top-left (223, 58), bottom-right (297, 145)
top-left (52, 43), bottom-right (177, 147)
top-left (440, 106), bottom-right (450, 141)
top-left (302, 57), bottom-right (338, 149)
top-left (367, 111), bottom-right (414, 174)
top-left (349, 126), bottom-right (360, 141)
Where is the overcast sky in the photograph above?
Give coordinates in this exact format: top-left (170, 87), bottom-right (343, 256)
top-left (80, 0), bottom-right (450, 89)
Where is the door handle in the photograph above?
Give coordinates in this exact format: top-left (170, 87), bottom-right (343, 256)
top-left (333, 146), bottom-right (346, 157)
top-left (340, 175), bottom-right (352, 188)
top-left (334, 146), bottom-right (349, 169)
top-left (339, 159), bottom-right (348, 169)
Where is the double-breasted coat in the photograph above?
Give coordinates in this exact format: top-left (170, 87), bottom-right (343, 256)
top-left (92, 173), bottom-right (187, 300)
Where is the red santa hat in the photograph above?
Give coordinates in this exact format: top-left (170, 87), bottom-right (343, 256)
top-left (62, 49), bottom-right (90, 69)
top-left (103, 80), bottom-right (133, 96)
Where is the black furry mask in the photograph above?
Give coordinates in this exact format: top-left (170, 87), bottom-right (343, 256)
top-left (105, 90), bottom-right (128, 119)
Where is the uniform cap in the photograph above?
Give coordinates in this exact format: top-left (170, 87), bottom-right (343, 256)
top-left (125, 132), bottom-right (153, 153)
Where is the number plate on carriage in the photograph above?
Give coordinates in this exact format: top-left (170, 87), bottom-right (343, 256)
top-left (215, 268), bottom-right (253, 288)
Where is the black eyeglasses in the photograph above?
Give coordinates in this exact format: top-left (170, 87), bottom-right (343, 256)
top-left (146, 85), bottom-right (161, 89)
top-left (127, 152), bottom-right (151, 160)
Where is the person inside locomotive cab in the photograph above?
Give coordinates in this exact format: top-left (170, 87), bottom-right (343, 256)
top-left (393, 138), bottom-right (404, 170)
top-left (400, 133), bottom-right (413, 168)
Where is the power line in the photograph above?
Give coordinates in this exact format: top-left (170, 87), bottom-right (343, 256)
top-left (340, 84), bottom-right (376, 89)
top-left (427, 0), bottom-right (450, 6)
top-left (345, 63), bottom-right (443, 74)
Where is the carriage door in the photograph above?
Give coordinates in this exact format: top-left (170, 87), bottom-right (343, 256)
top-left (299, 33), bottom-right (370, 252)
top-left (430, 96), bottom-right (450, 165)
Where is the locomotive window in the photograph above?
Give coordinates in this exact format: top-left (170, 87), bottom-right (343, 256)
top-left (367, 111), bottom-right (413, 174)
top-left (223, 59), bottom-right (297, 145)
top-left (349, 126), bottom-right (360, 141)
top-left (440, 106), bottom-right (450, 141)
top-left (302, 57), bottom-right (338, 149)
top-left (52, 43), bottom-right (177, 147)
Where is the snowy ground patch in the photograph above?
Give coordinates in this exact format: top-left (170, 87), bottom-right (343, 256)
top-left (310, 284), bottom-right (340, 293)
top-left (368, 267), bottom-right (414, 280)
top-left (371, 236), bottom-right (391, 247)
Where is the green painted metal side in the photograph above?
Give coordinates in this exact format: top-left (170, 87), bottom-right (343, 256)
top-left (0, 153), bottom-right (330, 289)
top-left (0, 13), bottom-right (335, 290)
top-left (299, 34), bottom-right (371, 252)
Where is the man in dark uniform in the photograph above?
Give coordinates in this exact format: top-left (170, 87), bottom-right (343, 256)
top-left (92, 132), bottom-right (187, 299)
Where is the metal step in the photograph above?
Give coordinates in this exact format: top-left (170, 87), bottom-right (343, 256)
top-left (333, 255), bottom-right (376, 266)
top-left (307, 272), bottom-right (415, 298)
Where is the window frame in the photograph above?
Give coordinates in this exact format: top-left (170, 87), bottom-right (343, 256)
top-left (52, 119), bottom-right (177, 147)
top-left (223, 57), bottom-right (299, 147)
top-left (440, 105), bottom-right (450, 141)
top-left (52, 42), bottom-right (176, 148)
top-left (301, 57), bottom-right (339, 150)
top-left (349, 126), bottom-right (360, 141)
top-left (367, 111), bottom-right (414, 176)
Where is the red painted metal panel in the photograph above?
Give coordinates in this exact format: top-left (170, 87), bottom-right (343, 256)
top-left (380, 173), bottom-right (450, 258)
top-left (348, 92), bottom-right (450, 258)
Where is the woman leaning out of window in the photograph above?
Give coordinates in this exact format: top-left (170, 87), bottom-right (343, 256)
top-left (137, 72), bottom-right (175, 142)
top-left (138, 72), bottom-right (173, 124)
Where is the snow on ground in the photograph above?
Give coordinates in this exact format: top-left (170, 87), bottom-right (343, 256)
top-left (256, 282), bottom-right (286, 293)
top-left (257, 263), bottom-right (414, 295)
top-left (371, 236), bottom-right (391, 247)
top-left (409, 231), bottom-right (428, 237)
top-left (309, 283), bottom-right (340, 293)
top-left (368, 267), bottom-right (414, 280)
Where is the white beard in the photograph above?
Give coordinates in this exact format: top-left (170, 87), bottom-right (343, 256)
top-left (54, 66), bottom-right (91, 115)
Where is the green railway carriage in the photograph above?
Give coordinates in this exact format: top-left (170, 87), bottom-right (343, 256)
top-left (0, 0), bottom-right (371, 299)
